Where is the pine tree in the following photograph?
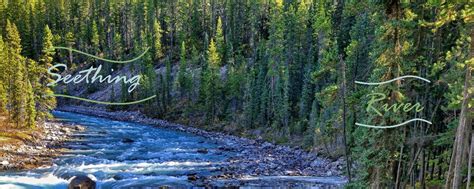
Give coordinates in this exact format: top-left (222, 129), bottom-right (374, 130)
top-left (153, 20), bottom-right (164, 61)
top-left (177, 41), bottom-right (191, 98)
top-left (438, 7), bottom-right (473, 187)
top-left (91, 21), bottom-right (100, 53)
top-left (190, 45), bottom-right (200, 66)
top-left (5, 0), bottom-right (27, 43)
top-left (176, 0), bottom-right (191, 47)
top-left (256, 43), bottom-right (270, 127)
top-left (141, 53), bottom-right (158, 115)
top-left (0, 2), bottom-right (5, 35)
top-left (266, 0), bottom-right (289, 129)
top-left (225, 57), bottom-right (245, 120)
top-left (294, 0), bottom-right (311, 129)
top-left (161, 58), bottom-right (172, 112)
top-left (0, 37), bottom-right (7, 115)
top-left (36, 25), bottom-right (57, 120)
top-left (65, 32), bottom-right (75, 65)
top-left (21, 3), bottom-right (33, 58)
top-left (25, 59), bottom-right (37, 128)
top-left (309, 0), bottom-right (342, 156)
top-left (215, 16), bottom-right (225, 63)
top-left (120, 81), bottom-right (129, 104)
top-left (112, 33), bottom-right (123, 59)
top-left (201, 39), bottom-right (222, 121)
top-left (351, 1), bottom-right (417, 187)
top-left (5, 20), bottom-right (27, 128)
top-left (284, 5), bottom-right (299, 122)
top-left (242, 66), bottom-right (258, 128)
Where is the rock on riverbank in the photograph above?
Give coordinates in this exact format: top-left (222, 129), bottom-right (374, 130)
top-left (57, 106), bottom-right (346, 181)
top-left (0, 121), bottom-right (75, 171)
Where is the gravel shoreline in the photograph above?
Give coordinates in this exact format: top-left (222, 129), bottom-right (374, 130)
top-left (0, 121), bottom-right (76, 171)
top-left (56, 105), bottom-right (346, 183)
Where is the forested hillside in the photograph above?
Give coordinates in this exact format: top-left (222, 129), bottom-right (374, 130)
top-left (0, 0), bottom-right (472, 188)
top-left (0, 18), bottom-right (56, 128)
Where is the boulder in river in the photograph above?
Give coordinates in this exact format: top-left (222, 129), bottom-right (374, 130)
top-left (68, 175), bottom-right (96, 189)
top-left (218, 146), bottom-right (234, 151)
top-left (73, 125), bottom-right (86, 131)
top-left (121, 138), bottom-right (134, 143)
top-left (187, 173), bottom-right (198, 181)
top-left (197, 148), bottom-right (208, 154)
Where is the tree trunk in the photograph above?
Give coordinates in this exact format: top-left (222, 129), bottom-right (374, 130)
top-left (467, 134), bottom-right (474, 189)
top-left (395, 144), bottom-right (403, 189)
top-left (371, 167), bottom-right (381, 189)
top-left (446, 136), bottom-right (457, 187)
top-left (420, 150), bottom-right (426, 188)
top-left (340, 56), bottom-right (352, 181)
top-left (450, 64), bottom-right (471, 189)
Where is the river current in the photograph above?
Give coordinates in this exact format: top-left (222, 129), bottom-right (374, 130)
top-left (0, 111), bottom-right (344, 188)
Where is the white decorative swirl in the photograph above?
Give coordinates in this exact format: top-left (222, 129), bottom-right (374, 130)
top-left (355, 75), bottom-right (431, 85)
top-left (356, 118), bottom-right (432, 129)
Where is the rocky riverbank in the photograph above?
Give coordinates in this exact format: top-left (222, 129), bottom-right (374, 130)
top-left (0, 121), bottom-right (76, 171)
top-left (57, 106), bottom-right (346, 183)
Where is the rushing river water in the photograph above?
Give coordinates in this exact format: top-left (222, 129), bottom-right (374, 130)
top-left (0, 111), bottom-right (345, 188)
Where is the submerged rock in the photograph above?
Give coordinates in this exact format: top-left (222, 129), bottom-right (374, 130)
top-left (112, 172), bottom-right (136, 180)
top-left (73, 125), bottom-right (86, 131)
top-left (187, 173), bottom-right (198, 181)
top-left (68, 175), bottom-right (96, 189)
top-left (218, 146), bottom-right (234, 151)
top-left (121, 138), bottom-right (134, 143)
top-left (197, 148), bottom-right (208, 154)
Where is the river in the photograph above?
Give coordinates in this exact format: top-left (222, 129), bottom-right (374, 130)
top-left (0, 111), bottom-right (345, 188)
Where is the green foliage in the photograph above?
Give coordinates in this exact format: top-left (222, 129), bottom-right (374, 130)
top-left (264, 0), bottom-right (290, 130)
top-left (216, 17), bottom-right (225, 63)
top-left (35, 25), bottom-right (57, 120)
top-left (25, 61), bottom-right (36, 128)
top-left (153, 20), bottom-right (163, 61)
top-left (177, 41), bottom-right (192, 98)
top-left (207, 39), bottom-right (220, 68)
top-left (6, 20), bottom-right (25, 127)
top-left (200, 39), bottom-right (222, 121)
top-left (0, 37), bottom-right (7, 114)
top-left (91, 21), bottom-right (99, 52)
top-left (0, 19), bottom-right (56, 129)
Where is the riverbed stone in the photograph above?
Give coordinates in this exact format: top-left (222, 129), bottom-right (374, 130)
top-left (197, 148), bottom-right (208, 154)
top-left (121, 138), bottom-right (134, 143)
top-left (187, 173), bottom-right (198, 181)
top-left (68, 175), bottom-right (96, 189)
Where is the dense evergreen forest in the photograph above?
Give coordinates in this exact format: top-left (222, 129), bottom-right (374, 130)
top-left (0, 0), bottom-right (472, 188)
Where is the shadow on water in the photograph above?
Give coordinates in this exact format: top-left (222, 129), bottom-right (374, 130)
top-left (0, 111), bottom-right (345, 188)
